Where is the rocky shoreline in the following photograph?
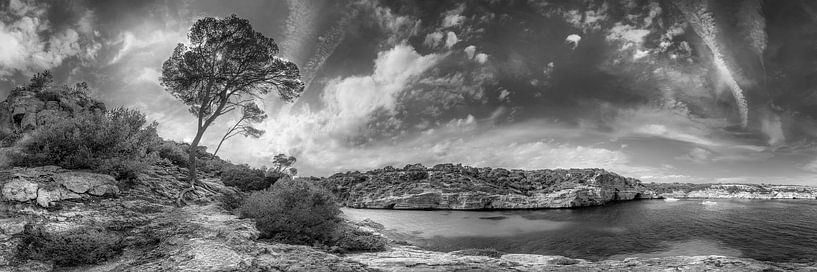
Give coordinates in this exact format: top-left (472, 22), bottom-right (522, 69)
top-left (350, 244), bottom-right (817, 271)
top-left (646, 183), bottom-right (817, 200)
top-left (2, 166), bottom-right (817, 271)
top-left (319, 164), bottom-right (817, 211)
top-left (319, 164), bottom-right (661, 210)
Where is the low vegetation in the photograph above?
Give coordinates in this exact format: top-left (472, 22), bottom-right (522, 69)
top-left (17, 225), bottom-right (125, 266)
top-left (449, 248), bottom-right (504, 258)
top-left (221, 165), bottom-right (279, 191)
top-left (240, 178), bottom-right (387, 252)
top-left (240, 178), bottom-right (341, 244)
top-left (11, 107), bottom-right (161, 181)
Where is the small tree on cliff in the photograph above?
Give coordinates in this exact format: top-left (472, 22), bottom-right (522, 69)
top-left (212, 102), bottom-right (266, 156)
top-left (160, 15), bottom-right (304, 205)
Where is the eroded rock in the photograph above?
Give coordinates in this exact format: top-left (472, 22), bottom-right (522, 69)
top-left (1, 167), bottom-right (119, 207)
top-left (321, 165), bottom-right (660, 210)
top-left (1, 178), bottom-right (38, 202)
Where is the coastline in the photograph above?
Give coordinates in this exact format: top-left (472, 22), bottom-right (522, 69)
top-left (346, 218), bottom-right (817, 271)
top-left (321, 164), bottom-right (817, 211)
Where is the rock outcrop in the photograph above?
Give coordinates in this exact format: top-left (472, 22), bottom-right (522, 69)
top-left (645, 183), bottom-right (817, 199)
top-left (349, 245), bottom-right (817, 272)
top-left (1, 166), bottom-right (119, 207)
top-left (0, 78), bottom-right (103, 135)
top-left (319, 164), bottom-right (659, 210)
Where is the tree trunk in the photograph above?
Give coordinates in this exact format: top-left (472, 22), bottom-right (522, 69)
top-left (188, 130), bottom-right (204, 185)
top-left (212, 134), bottom-right (228, 157)
top-left (178, 129), bottom-right (205, 206)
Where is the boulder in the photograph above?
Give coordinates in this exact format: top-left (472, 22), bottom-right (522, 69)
top-left (1, 178), bottom-right (38, 202)
top-left (36, 187), bottom-right (82, 207)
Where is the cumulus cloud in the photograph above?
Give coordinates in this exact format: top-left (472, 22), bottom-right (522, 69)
top-left (0, 0), bottom-right (88, 77)
top-left (424, 31), bottom-right (443, 48)
top-left (441, 4), bottom-right (466, 28)
top-left (464, 45), bottom-right (476, 59)
top-left (565, 34), bottom-right (581, 49)
top-left (442, 13), bottom-right (465, 28)
top-left (444, 31), bottom-right (459, 48)
top-left (474, 53), bottom-right (488, 64)
top-left (220, 44), bottom-right (444, 172)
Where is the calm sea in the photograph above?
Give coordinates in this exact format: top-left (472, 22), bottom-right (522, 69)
top-left (341, 199), bottom-right (817, 263)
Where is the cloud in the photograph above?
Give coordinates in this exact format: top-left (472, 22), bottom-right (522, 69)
top-left (474, 53), bottom-right (488, 64)
top-left (424, 31), bottom-right (443, 48)
top-left (677, 147), bottom-right (712, 163)
top-left (220, 44), bottom-right (443, 171)
top-left (498, 89), bottom-right (510, 101)
top-left (445, 31), bottom-right (458, 48)
top-left (0, 0), bottom-right (88, 77)
top-left (108, 29), bottom-right (184, 65)
top-left (464, 45), bottom-right (475, 59)
top-left (565, 34), bottom-right (581, 49)
top-left (441, 4), bottom-right (466, 28)
top-left (803, 159), bottom-right (817, 173)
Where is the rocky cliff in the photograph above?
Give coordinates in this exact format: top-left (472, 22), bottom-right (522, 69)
top-left (645, 183), bottom-right (817, 200)
top-left (319, 164), bottom-right (659, 210)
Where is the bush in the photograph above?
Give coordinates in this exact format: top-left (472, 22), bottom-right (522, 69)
top-left (449, 248), bottom-right (504, 258)
top-left (18, 225), bottom-right (124, 266)
top-left (11, 107), bottom-right (161, 180)
top-left (220, 190), bottom-right (244, 211)
top-left (330, 224), bottom-right (388, 252)
top-left (222, 165), bottom-right (280, 191)
top-left (157, 140), bottom-right (189, 167)
top-left (240, 178), bottom-right (341, 244)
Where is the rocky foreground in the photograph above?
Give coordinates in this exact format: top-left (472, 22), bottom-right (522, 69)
top-left (350, 245), bottom-right (817, 272)
top-left (2, 166), bottom-right (817, 271)
top-left (319, 164), bottom-right (661, 210)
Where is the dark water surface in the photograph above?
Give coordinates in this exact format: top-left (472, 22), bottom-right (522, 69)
top-left (341, 199), bottom-right (817, 262)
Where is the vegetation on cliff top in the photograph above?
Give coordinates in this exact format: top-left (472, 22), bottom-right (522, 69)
top-left (320, 163), bottom-right (646, 204)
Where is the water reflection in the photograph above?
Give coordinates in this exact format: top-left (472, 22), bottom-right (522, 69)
top-left (341, 199), bottom-right (817, 262)
top-left (342, 209), bottom-right (570, 238)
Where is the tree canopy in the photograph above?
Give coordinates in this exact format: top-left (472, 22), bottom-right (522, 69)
top-left (160, 14), bottom-right (304, 205)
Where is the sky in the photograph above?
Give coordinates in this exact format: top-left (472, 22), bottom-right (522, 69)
top-left (1, 0), bottom-right (816, 184)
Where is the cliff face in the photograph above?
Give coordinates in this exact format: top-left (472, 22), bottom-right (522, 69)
top-left (645, 183), bottom-right (817, 200)
top-left (319, 164), bottom-right (659, 210)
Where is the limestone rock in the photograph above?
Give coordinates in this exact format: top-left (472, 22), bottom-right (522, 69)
top-left (350, 246), bottom-right (817, 271)
top-left (53, 171), bottom-right (118, 195)
top-left (1, 178), bottom-right (38, 202)
top-left (36, 187), bottom-right (82, 207)
top-left (322, 165), bottom-right (659, 210)
top-left (646, 183), bottom-right (817, 200)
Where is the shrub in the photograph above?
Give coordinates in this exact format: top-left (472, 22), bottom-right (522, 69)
top-left (18, 225), bottom-right (124, 266)
top-left (157, 140), bottom-right (189, 167)
top-left (330, 224), bottom-right (388, 252)
top-left (222, 165), bottom-right (279, 191)
top-left (0, 131), bottom-right (22, 147)
top-left (220, 190), bottom-right (244, 211)
top-left (449, 248), bottom-right (504, 258)
top-left (240, 178), bottom-right (341, 244)
top-left (11, 107), bottom-right (161, 180)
